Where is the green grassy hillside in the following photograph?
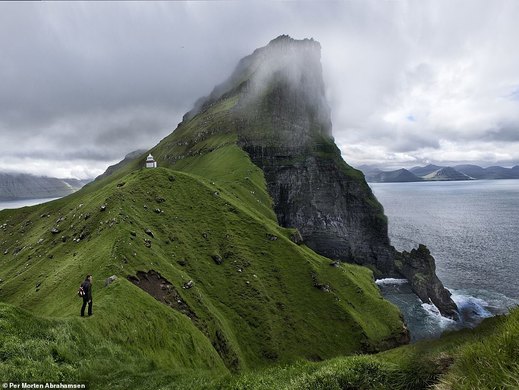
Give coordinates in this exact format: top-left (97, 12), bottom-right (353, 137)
top-left (0, 157), bottom-right (407, 387)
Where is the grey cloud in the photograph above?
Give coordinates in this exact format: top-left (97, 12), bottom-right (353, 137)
top-left (392, 135), bottom-right (441, 153)
top-left (1, 1), bottom-right (519, 178)
top-left (481, 124), bottom-right (519, 143)
top-left (7, 149), bottom-right (110, 162)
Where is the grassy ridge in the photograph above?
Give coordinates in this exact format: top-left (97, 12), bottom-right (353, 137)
top-left (0, 163), bottom-right (406, 386)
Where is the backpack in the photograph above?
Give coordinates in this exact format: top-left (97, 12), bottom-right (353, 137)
top-left (78, 285), bottom-right (85, 298)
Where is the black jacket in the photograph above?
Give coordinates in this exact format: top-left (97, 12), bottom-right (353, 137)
top-left (81, 280), bottom-right (92, 300)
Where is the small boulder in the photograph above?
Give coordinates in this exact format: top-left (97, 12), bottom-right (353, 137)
top-left (144, 229), bottom-right (154, 238)
top-left (144, 239), bottom-right (152, 248)
top-left (315, 283), bottom-right (331, 292)
top-left (50, 227), bottom-right (60, 234)
top-left (330, 260), bottom-right (340, 268)
top-left (211, 255), bottom-right (223, 265)
top-left (104, 275), bottom-right (117, 287)
top-left (100, 204), bottom-right (107, 212)
top-left (130, 231), bottom-right (137, 237)
top-left (290, 229), bottom-right (304, 245)
top-left (183, 280), bottom-right (194, 289)
top-left (267, 233), bottom-right (278, 241)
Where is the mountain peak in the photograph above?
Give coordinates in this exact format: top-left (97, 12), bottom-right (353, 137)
top-left (183, 35), bottom-right (328, 130)
top-left (424, 167), bottom-right (471, 181)
top-left (266, 34), bottom-right (320, 49)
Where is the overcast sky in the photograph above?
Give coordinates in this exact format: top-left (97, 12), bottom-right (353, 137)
top-left (1, 1), bottom-right (519, 179)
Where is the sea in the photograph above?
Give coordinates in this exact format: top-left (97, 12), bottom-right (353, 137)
top-left (371, 179), bottom-right (519, 341)
top-left (0, 198), bottom-right (59, 212)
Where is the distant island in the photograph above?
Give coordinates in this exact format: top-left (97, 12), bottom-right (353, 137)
top-left (0, 172), bottom-right (90, 200)
top-left (359, 164), bottom-right (519, 183)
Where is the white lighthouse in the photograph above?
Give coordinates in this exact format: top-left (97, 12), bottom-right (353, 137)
top-left (145, 154), bottom-right (157, 168)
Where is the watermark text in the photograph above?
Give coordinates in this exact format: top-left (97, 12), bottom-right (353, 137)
top-left (2, 383), bottom-right (86, 389)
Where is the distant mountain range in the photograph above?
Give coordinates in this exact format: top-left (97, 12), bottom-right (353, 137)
top-left (0, 172), bottom-right (91, 200)
top-left (360, 164), bottom-right (519, 183)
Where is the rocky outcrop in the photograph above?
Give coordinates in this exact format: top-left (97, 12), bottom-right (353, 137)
top-left (104, 275), bottom-right (117, 287)
top-left (395, 245), bottom-right (459, 320)
top-left (127, 270), bottom-right (196, 320)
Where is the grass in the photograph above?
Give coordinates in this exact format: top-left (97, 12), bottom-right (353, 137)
top-left (0, 302), bottom-right (224, 388)
top-left (204, 308), bottom-right (519, 390)
top-left (0, 165), bottom-right (406, 387)
top-left (3, 301), bottom-right (517, 389)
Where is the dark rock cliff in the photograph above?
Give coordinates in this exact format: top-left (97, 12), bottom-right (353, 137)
top-left (183, 35), bottom-right (458, 318)
top-left (395, 245), bottom-right (459, 319)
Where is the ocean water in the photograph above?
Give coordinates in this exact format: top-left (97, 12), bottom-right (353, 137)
top-left (0, 198), bottom-right (59, 211)
top-left (371, 180), bottom-right (519, 341)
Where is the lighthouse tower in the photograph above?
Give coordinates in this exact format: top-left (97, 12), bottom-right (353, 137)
top-left (145, 154), bottom-right (157, 168)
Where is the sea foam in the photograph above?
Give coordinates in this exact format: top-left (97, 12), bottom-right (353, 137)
top-left (375, 278), bottom-right (408, 286)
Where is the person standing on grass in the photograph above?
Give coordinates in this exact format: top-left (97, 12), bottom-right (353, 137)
top-left (80, 274), bottom-right (93, 317)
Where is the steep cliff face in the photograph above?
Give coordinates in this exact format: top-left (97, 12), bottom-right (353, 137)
top-left (231, 38), bottom-right (395, 272)
top-left (185, 35), bottom-right (456, 317)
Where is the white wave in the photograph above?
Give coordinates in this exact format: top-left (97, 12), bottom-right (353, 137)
top-left (450, 291), bottom-right (493, 319)
top-left (375, 278), bottom-right (408, 286)
top-left (418, 290), bottom-right (494, 335)
top-left (421, 302), bottom-right (457, 329)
